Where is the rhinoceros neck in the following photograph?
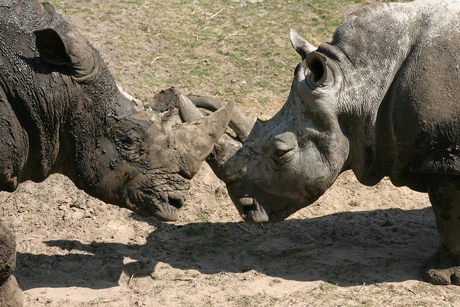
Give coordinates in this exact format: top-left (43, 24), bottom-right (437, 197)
top-left (0, 52), bottom-right (74, 189)
top-left (0, 1), bottom-right (74, 189)
top-left (328, 1), bottom-right (424, 184)
top-left (0, 67), bottom-right (75, 186)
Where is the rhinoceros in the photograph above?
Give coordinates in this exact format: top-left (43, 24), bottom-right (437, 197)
top-left (184, 0), bottom-right (460, 286)
top-left (0, 1), bottom-right (233, 305)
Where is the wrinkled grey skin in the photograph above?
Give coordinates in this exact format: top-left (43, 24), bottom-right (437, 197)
top-left (187, 0), bottom-right (460, 286)
top-left (0, 1), bottom-right (233, 305)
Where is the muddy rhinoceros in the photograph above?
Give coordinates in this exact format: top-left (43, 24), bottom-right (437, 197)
top-left (184, 0), bottom-right (460, 286)
top-left (0, 1), bottom-right (233, 305)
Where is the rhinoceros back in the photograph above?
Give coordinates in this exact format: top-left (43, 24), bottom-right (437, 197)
top-left (324, 0), bottom-right (460, 191)
top-left (0, 0), bottom-right (73, 190)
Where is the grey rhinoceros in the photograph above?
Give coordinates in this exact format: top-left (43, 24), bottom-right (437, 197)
top-left (0, 1), bottom-right (233, 305)
top-left (184, 0), bottom-right (460, 286)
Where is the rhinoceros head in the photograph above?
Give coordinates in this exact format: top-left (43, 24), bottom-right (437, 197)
top-left (33, 22), bottom-right (233, 221)
top-left (185, 30), bottom-right (350, 224)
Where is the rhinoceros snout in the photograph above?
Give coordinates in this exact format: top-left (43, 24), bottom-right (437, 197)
top-left (123, 173), bottom-right (190, 221)
top-left (147, 190), bottom-right (188, 221)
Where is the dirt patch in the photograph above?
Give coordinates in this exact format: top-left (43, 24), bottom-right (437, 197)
top-left (5, 170), bottom-right (454, 306)
top-left (3, 0), bottom-right (460, 306)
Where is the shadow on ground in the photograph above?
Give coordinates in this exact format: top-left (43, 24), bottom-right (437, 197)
top-left (16, 207), bottom-right (438, 290)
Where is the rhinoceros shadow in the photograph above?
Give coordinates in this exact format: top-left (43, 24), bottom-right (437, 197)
top-left (16, 207), bottom-right (437, 290)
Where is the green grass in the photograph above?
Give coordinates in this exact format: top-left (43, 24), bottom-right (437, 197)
top-left (47, 0), bottom-right (374, 108)
top-left (183, 222), bottom-right (212, 236)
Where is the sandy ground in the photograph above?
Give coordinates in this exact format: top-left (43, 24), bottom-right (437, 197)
top-left (2, 0), bottom-right (460, 306)
top-left (4, 169), bottom-right (458, 306)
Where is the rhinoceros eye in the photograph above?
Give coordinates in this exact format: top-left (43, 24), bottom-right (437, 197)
top-left (120, 131), bottom-right (141, 151)
top-left (269, 132), bottom-right (298, 167)
top-left (121, 135), bottom-right (139, 150)
top-left (112, 127), bottom-right (142, 153)
top-left (271, 148), bottom-right (295, 166)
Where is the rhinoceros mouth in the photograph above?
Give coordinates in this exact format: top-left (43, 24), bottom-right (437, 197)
top-left (238, 197), bottom-right (270, 225)
top-left (123, 170), bottom-right (190, 222)
top-left (235, 196), bottom-right (305, 225)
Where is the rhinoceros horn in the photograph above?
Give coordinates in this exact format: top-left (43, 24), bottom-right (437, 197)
top-left (289, 28), bottom-right (317, 60)
top-left (174, 94), bottom-right (235, 178)
top-left (178, 94), bottom-right (258, 180)
top-left (183, 95), bottom-right (257, 142)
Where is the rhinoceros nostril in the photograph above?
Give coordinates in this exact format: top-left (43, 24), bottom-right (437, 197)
top-left (168, 192), bottom-right (185, 209)
top-left (241, 204), bottom-right (255, 217)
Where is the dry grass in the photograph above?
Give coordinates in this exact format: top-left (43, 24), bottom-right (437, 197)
top-left (49, 0), bottom-right (373, 115)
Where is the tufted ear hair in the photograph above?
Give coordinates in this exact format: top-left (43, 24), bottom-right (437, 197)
top-left (34, 28), bottom-right (97, 79)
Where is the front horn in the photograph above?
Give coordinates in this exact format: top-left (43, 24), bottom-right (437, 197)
top-left (185, 95), bottom-right (257, 142)
top-left (178, 94), bottom-right (260, 181)
top-left (174, 95), bottom-right (234, 178)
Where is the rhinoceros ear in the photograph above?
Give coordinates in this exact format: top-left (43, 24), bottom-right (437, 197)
top-left (290, 29), bottom-right (316, 60)
top-left (34, 29), bottom-right (73, 66)
top-left (34, 28), bottom-right (96, 79)
top-left (306, 51), bottom-right (332, 87)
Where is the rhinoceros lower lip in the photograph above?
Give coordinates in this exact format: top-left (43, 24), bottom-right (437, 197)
top-left (236, 197), bottom-right (301, 224)
top-left (237, 197), bottom-right (269, 225)
top-left (151, 203), bottom-right (179, 221)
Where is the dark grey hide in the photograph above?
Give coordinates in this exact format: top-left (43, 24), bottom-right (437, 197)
top-left (0, 1), bottom-right (233, 305)
top-left (189, 0), bottom-right (460, 286)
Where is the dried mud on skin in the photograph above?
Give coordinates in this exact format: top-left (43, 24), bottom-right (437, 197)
top-left (2, 0), bottom-right (460, 306)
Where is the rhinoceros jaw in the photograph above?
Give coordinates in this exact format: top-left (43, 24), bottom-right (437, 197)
top-left (150, 203), bottom-right (179, 222)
